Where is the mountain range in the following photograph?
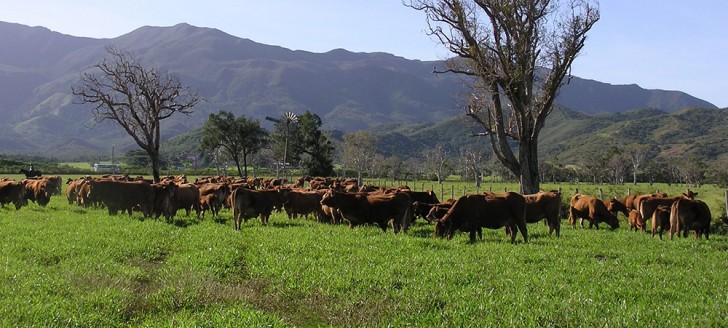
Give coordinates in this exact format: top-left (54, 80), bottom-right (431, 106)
top-left (0, 21), bottom-right (719, 161)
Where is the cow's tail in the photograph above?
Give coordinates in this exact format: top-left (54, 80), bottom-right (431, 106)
top-left (669, 200), bottom-right (680, 239)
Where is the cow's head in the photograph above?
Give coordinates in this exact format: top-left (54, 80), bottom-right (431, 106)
top-left (604, 212), bottom-right (620, 230)
top-left (605, 198), bottom-right (629, 217)
top-left (433, 218), bottom-right (452, 239)
top-left (682, 190), bottom-right (698, 199)
top-left (320, 189), bottom-right (336, 206)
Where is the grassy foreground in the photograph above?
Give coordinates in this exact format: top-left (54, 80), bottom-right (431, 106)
top-left (0, 183), bottom-right (726, 327)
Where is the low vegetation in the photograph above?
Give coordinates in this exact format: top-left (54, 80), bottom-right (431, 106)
top-left (0, 178), bottom-right (726, 326)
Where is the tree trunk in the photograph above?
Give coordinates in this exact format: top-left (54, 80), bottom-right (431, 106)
top-left (518, 140), bottom-right (540, 195)
top-left (242, 152), bottom-right (249, 178)
top-left (150, 150), bottom-right (161, 183)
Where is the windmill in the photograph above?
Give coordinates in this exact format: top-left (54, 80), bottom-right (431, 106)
top-left (265, 112), bottom-right (298, 180)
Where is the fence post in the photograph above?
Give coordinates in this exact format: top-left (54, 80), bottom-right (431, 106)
top-left (463, 185), bottom-right (466, 196)
top-left (599, 188), bottom-right (603, 200)
top-left (627, 188), bottom-right (631, 196)
top-left (575, 187), bottom-right (579, 194)
top-left (451, 185), bottom-right (454, 200)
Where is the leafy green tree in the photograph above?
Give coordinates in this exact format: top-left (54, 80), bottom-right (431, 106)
top-left (274, 111), bottom-right (334, 177)
top-left (200, 110), bottom-right (268, 178)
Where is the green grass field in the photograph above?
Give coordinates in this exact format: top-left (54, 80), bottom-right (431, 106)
top-left (1, 178), bottom-right (726, 326)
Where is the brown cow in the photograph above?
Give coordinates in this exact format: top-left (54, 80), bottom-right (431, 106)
top-left (670, 199), bottom-right (711, 240)
top-left (0, 180), bottom-right (27, 209)
top-left (423, 201), bottom-right (455, 223)
top-left (152, 182), bottom-right (177, 221)
top-left (22, 179), bottom-right (51, 207)
top-left (434, 192), bottom-right (527, 243)
top-left (198, 183), bottom-right (230, 212)
top-left (604, 197), bottom-right (630, 219)
top-left (88, 180), bottom-right (154, 216)
top-left (320, 190), bottom-right (411, 233)
top-left (651, 205), bottom-right (671, 239)
top-left (568, 194), bottom-right (619, 230)
top-left (283, 189), bottom-right (325, 220)
top-left (522, 190), bottom-right (562, 237)
top-left (638, 191), bottom-right (697, 224)
top-left (231, 188), bottom-right (286, 229)
top-left (628, 210), bottom-right (646, 233)
top-left (624, 192), bottom-right (668, 212)
top-left (401, 190), bottom-right (440, 222)
top-left (173, 183), bottom-right (201, 217)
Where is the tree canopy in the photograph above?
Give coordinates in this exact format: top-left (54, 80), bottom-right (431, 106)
top-left (407, 0), bottom-right (599, 193)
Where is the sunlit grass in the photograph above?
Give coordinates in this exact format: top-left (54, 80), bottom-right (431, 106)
top-left (0, 181), bottom-right (725, 326)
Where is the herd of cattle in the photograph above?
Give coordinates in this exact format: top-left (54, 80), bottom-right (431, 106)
top-left (0, 175), bottom-right (714, 242)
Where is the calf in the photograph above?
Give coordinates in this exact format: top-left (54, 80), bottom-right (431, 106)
top-left (628, 210), bottom-right (646, 233)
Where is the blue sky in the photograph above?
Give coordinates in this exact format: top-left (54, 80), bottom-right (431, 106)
top-left (2, 0), bottom-right (726, 107)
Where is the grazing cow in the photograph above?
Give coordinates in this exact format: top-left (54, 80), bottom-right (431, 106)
top-left (434, 192), bottom-right (527, 243)
top-left (638, 191), bottom-right (697, 223)
top-left (0, 181), bottom-right (27, 209)
top-left (283, 189), bottom-right (325, 220)
top-left (568, 194), bottom-right (619, 230)
top-left (401, 190), bottom-right (440, 222)
top-left (651, 205), bottom-right (671, 240)
top-left (231, 188), bottom-right (286, 229)
top-left (522, 190), bottom-right (563, 237)
top-left (628, 210), bottom-right (646, 233)
top-left (670, 199), bottom-right (711, 240)
top-left (173, 183), bottom-right (201, 217)
top-left (22, 179), bottom-right (52, 207)
top-left (88, 180), bottom-right (154, 216)
top-left (320, 190), bottom-right (411, 233)
top-left (151, 182), bottom-right (177, 221)
top-left (423, 201), bottom-right (455, 223)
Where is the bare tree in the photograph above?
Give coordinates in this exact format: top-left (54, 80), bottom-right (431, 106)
top-left (73, 47), bottom-right (200, 182)
top-left (459, 145), bottom-right (488, 187)
top-left (625, 143), bottom-right (650, 185)
top-left (423, 143), bottom-right (453, 183)
top-left (406, 0), bottom-right (599, 194)
top-left (341, 131), bottom-right (378, 184)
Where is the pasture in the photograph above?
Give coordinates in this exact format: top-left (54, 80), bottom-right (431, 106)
top-left (0, 176), bottom-right (726, 326)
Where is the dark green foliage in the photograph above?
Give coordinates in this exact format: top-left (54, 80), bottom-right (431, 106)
top-left (284, 112), bottom-right (335, 177)
top-left (200, 111), bottom-right (268, 177)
